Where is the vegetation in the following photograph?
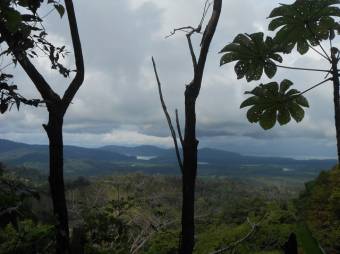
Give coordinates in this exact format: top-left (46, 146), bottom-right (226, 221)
top-left (298, 166), bottom-right (340, 253)
top-left (220, 0), bottom-right (340, 162)
top-left (152, 1), bottom-right (222, 253)
top-left (0, 0), bottom-right (84, 252)
top-left (1, 162), bottom-right (338, 254)
top-left (1, 0), bottom-right (339, 253)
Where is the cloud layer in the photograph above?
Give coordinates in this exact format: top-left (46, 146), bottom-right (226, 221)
top-left (0, 0), bottom-right (337, 158)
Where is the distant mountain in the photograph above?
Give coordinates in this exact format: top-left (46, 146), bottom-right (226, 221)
top-left (0, 139), bottom-right (135, 176)
top-left (0, 139), bottom-right (336, 180)
top-left (100, 144), bottom-right (169, 157)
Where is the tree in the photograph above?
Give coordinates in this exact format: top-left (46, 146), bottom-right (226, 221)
top-left (220, 0), bottom-right (340, 162)
top-left (0, 0), bottom-right (84, 253)
top-left (152, 1), bottom-right (222, 253)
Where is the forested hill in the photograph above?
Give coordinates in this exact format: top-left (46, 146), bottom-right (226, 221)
top-left (298, 166), bottom-right (340, 253)
top-left (0, 139), bottom-right (336, 179)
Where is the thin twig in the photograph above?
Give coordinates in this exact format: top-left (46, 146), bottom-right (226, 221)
top-left (152, 57), bottom-right (183, 173)
top-left (199, 0), bottom-right (212, 28)
top-left (175, 109), bottom-right (184, 148)
top-left (186, 33), bottom-right (197, 70)
top-left (299, 78), bottom-right (332, 96)
top-left (308, 42), bottom-right (329, 61)
top-left (276, 64), bottom-right (330, 73)
top-left (165, 26), bottom-right (198, 39)
top-left (306, 24), bottom-right (331, 62)
top-left (209, 215), bottom-right (266, 254)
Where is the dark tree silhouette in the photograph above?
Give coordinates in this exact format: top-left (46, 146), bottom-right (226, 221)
top-left (0, 1), bottom-right (84, 253)
top-left (152, 0), bottom-right (222, 253)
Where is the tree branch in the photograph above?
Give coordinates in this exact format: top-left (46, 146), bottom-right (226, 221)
top-left (209, 216), bottom-right (264, 254)
top-left (0, 23), bottom-right (60, 104)
top-left (191, 0), bottom-right (222, 99)
top-left (299, 78), bottom-right (332, 96)
top-left (308, 42), bottom-right (329, 61)
top-left (186, 33), bottom-right (198, 70)
top-left (61, 0), bottom-right (85, 112)
top-left (152, 57), bottom-right (183, 173)
top-left (276, 64), bottom-right (330, 73)
top-left (175, 109), bottom-right (184, 148)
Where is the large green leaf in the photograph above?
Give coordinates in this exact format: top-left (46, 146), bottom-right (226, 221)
top-left (268, 0), bottom-right (340, 54)
top-left (240, 80), bottom-right (309, 130)
top-left (220, 32), bottom-right (284, 82)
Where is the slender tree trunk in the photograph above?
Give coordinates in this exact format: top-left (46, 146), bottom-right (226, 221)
top-left (44, 108), bottom-right (70, 254)
top-left (331, 48), bottom-right (340, 163)
top-left (180, 94), bottom-right (199, 254)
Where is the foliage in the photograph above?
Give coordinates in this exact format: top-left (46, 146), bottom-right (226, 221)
top-left (220, 32), bottom-right (283, 81)
top-left (0, 0), bottom-right (69, 113)
top-left (241, 80), bottom-right (309, 129)
top-left (0, 164), bottom-right (40, 229)
top-left (268, 0), bottom-right (340, 54)
top-left (298, 166), bottom-right (340, 253)
top-left (0, 220), bottom-right (55, 254)
top-left (83, 197), bottom-right (139, 254)
top-left (220, 0), bottom-right (340, 130)
top-left (0, 164), bottom-right (54, 254)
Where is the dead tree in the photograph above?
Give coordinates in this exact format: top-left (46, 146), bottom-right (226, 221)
top-left (0, 1), bottom-right (84, 253)
top-left (152, 0), bottom-right (222, 253)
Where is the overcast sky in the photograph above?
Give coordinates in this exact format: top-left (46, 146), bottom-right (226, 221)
top-left (0, 0), bottom-right (338, 158)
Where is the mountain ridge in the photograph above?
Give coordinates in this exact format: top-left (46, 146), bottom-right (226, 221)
top-left (0, 138), bottom-right (336, 179)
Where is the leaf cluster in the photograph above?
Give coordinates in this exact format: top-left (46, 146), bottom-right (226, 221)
top-left (0, 0), bottom-right (70, 113)
top-left (219, 0), bottom-right (340, 129)
top-left (241, 80), bottom-right (309, 130)
top-left (0, 73), bottom-right (42, 114)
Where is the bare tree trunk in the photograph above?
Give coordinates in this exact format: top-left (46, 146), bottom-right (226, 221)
top-left (180, 94), bottom-right (198, 254)
top-left (44, 108), bottom-right (70, 254)
top-left (153, 2), bottom-right (221, 253)
top-left (331, 48), bottom-right (340, 163)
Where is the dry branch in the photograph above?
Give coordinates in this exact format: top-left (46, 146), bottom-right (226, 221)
top-left (152, 57), bottom-right (183, 173)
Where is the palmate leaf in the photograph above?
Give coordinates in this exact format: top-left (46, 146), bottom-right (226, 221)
top-left (240, 79), bottom-right (309, 130)
top-left (268, 0), bottom-right (340, 54)
top-left (220, 32), bottom-right (283, 82)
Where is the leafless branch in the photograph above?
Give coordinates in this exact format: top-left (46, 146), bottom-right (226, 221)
top-left (61, 0), bottom-right (85, 112)
top-left (186, 33), bottom-right (198, 70)
top-left (165, 26), bottom-right (200, 39)
top-left (199, 0), bottom-right (212, 28)
top-left (209, 215), bottom-right (266, 254)
top-left (152, 57), bottom-right (183, 173)
top-left (191, 0), bottom-right (222, 98)
top-left (175, 109), bottom-right (184, 148)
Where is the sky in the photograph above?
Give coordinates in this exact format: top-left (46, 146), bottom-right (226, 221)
top-left (0, 0), bottom-right (338, 159)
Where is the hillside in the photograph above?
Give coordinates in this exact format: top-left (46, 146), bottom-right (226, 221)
top-left (0, 139), bottom-right (336, 181)
top-left (298, 166), bottom-right (340, 253)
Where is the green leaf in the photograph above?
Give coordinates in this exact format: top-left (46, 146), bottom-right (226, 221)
top-left (4, 9), bottom-right (22, 32)
top-left (288, 103), bottom-right (305, 122)
top-left (220, 53), bottom-right (238, 65)
top-left (268, 0), bottom-right (340, 49)
top-left (220, 33), bottom-right (284, 81)
top-left (234, 61), bottom-right (248, 79)
top-left (264, 60), bottom-right (277, 79)
top-left (240, 96), bottom-right (258, 108)
top-left (247, 105), bottom-right (262, 123)
top-left (260, 109), bottom-right (276, 130)
top-left (295, 95), bottom-right (309, 108)
top-left (54, 4), bottom-right (65, 18)
top-left (297, 40), bottom-right (309, 55)
top-left (241, 80), bottom-right (307, 129)
top-left (279, 79), bottom-right (293, 94)
top-left (271, 53), bottom-right (283, 63)
top-left (277, 107), bottom-right (291, 125)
